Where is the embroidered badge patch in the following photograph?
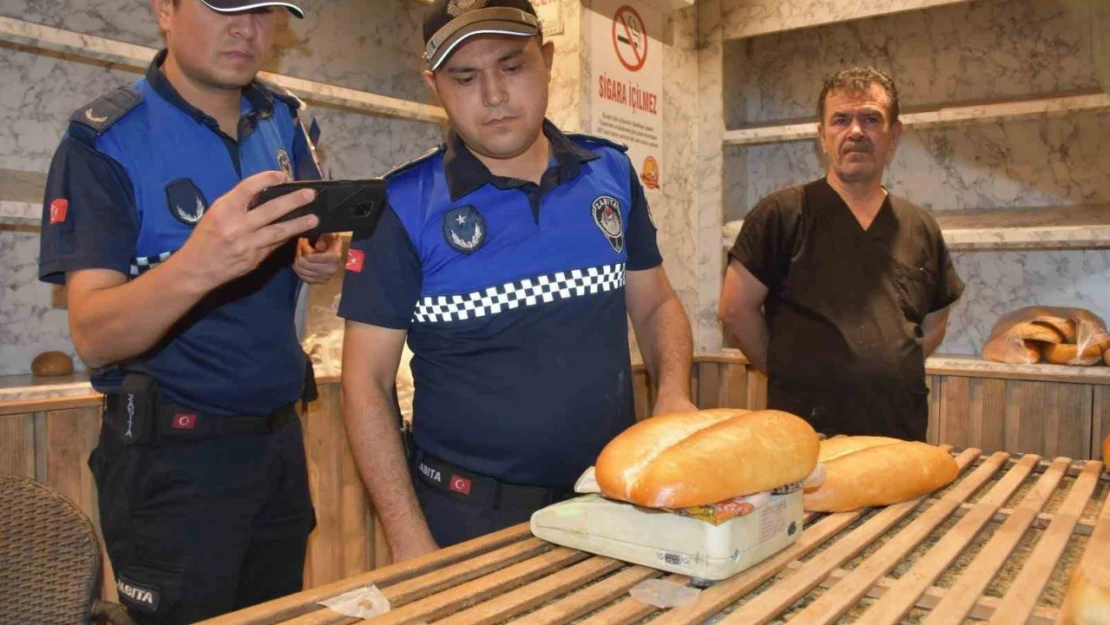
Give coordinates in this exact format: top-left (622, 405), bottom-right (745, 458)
top-left (443, 205), bottom-right (487, 254)
top-left (591, 195), bottom-right (624, 253)
top-left (116, 575), bottom-right (161, 613)
top-left (276, 148), bottom-right (293, 178)
top-left (165, 178), bottom-right (209, 226)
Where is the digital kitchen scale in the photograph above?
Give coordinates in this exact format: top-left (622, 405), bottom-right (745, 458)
top-left (530, 490), bottom-right (804, 582)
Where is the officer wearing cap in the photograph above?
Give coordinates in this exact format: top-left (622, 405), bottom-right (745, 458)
top-left (339, 0), bottom-right (697, 560)
top-left (37, 1), bottom-right (340, 622)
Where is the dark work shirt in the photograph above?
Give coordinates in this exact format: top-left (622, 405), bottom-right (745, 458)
top-left (729, 177), bottom-right (964, 440)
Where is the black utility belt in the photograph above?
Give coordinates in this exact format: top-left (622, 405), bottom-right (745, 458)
top-left (103, 374), bottom-right (294, 445)
top-left (414, 450), bottom-right (574, 511)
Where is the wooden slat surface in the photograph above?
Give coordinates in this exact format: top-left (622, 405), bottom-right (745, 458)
top-left (353, 548), bottom-right (587, 625)
top-left (1055, 474), bottom-right (1110, 625)
top-left (207, 449), bottom-right (1109, 625)
top-left (505, 565), bottom-right (658, 625)
top-left (855, 454), bottom-right (1041, 625)
top-left (986, 460), bottom-right (1102, 625)
top-left (197, 525), bottom-right (538, 625)
top-left (433, 556), bottom-right (622, 625)
top-left (787, 452), bottom-right (1034, 625)
top-left (920, 457), bottom-right (1071, 624)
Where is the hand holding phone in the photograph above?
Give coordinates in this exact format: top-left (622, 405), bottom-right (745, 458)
top-left (251, 179), bottom-right (388, 238)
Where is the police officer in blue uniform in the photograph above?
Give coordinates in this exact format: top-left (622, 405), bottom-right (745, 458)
top-left (339, 0), bottom-right (698, 562)
top-left (37, 1), bottom-right (342, 622)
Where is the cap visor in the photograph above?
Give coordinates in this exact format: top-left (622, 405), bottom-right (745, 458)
top-left (200, 1), bottom-right (305, 19)
top-left (430, 21), bottom-right (539, 70)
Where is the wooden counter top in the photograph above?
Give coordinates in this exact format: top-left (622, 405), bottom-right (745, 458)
top-left (197, 448), bottom-right (1109, 625)
top-left (3, 353), bottom-right (1108, 413)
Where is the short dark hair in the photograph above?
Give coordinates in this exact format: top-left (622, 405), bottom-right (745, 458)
top-left (817, 66), bottom-right (900, 122)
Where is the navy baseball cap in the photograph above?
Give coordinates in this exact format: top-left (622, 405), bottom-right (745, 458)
top-left (423, 0), bottom-right (541, 71)
top-left (199, 0), bottom-right (305, 19)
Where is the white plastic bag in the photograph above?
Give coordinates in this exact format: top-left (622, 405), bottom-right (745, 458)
top-left (629, 578), bottom-right (701, 608)
top-left (318, 585), bottom-right (391, 618)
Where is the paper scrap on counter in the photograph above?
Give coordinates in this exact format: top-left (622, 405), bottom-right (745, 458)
top-left (318, 585), bottom-right (391, 618)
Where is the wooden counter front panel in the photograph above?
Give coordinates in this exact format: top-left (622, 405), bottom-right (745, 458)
top-left (635, 359), bottom-right (1100, 460)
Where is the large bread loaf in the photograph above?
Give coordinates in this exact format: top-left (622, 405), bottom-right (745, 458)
top-left (596, 409), bottom-right (819, 509)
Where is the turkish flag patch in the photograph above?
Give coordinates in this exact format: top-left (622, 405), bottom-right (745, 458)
top-left (448, 474), bottom-right (472, 496)
top-left (345, 249), bottom-right (365, 273)
top-left (172, 413), bottom-right (197, 430)
top-left (49, 198), bottom-right (68, 224)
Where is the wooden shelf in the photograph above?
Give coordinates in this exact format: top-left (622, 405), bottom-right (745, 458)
top-left (723, 0), bottom-right (976, 41)
top-left (0, 15), bottom-right (447, 125)
top-left (0, 169), bottom-right (46, 226)
top-left (721, 93), bottom-right (1110, 147)
top-left (722, 204), bottom-right (1110, 252)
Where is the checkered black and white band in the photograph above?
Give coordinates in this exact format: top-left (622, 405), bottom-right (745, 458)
top-left (130, 251), bottom-right (173, 277)
top-left (413, 263), bottom-right (626, 324)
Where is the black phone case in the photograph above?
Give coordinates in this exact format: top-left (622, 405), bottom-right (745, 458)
top-left (252, 179), bottom-right (388, 238)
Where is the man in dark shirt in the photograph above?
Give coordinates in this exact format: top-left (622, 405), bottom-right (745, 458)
top-left (719, 67), bottom-right (964, 441)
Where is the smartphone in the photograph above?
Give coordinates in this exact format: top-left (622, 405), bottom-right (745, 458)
top-left (251, 179), bottom-right (388, 238)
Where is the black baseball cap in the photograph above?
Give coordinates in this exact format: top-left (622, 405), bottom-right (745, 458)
top-left (423, 0), bottom-right (541, 71)
top-left (199, 0), bottom-right (305, 19)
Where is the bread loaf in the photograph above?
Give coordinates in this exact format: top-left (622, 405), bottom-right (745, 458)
top-left (817, 436), bottom-right (904, 463)
top-left (982, 338), bottom-right (1041, 364)
top-left (1014, 321), bottom-right (1065, 344)
top-left (31, 351), bottom-right (74, 377)
top-left (1094, 333), bottom-right (1110, 352)
top-left (1031, 317), bottom-right (1077, 343)
top-left (1044, 342), bottom-right (1104, 366)
top-left (595, 409), bottom-right (820, 509)
top-left (803, 437), bottom-right (958, 513)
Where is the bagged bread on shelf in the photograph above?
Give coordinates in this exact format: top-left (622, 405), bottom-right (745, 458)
top-left (594, 408), bottom-right (820, 510)
top-left (980, 306), bottom-right (1110, 365)
top-left (802, 436), bottom-right (958, 513)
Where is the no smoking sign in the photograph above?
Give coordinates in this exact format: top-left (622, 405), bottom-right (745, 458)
top-left (611, 5), bottom-right (647, 72)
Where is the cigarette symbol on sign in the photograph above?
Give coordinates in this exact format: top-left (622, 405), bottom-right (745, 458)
top-left (612, 5), bottom-right (647, 72)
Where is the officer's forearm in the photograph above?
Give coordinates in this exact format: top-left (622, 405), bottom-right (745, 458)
top-left (635, 295), bottom-right (694, 401)
top-left (67, 257), bottom-right (210, 368)
top-left (341, 380), bottom-right (437, 560)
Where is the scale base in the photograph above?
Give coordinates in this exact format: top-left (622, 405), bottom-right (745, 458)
top-left (530, 491), bottom-right (803, 581)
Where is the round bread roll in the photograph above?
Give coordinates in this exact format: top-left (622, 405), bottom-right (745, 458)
top-left (1043, 342), bottom-right (1103, 366)
top-left (803, 438), bottom-right (958, 513)
top-left (31, 351), bottom-right (74, 377)
top-left (1105, 348), bottom-right (1110, 367)
top-left (595, 409), bottom-right (820, 509)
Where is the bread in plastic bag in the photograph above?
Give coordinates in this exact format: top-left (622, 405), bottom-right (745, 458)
top-left (980, 306), bottom-right (1110, 365)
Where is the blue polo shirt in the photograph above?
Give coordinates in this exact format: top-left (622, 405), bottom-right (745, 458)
top-left (339, 121), bottom-right (662, 487)
top-left (38, 50), bottom-right (322, 416)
